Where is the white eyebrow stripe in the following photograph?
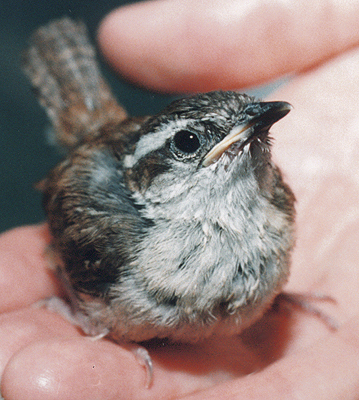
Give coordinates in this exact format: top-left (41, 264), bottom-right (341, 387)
top-left (125, 119), bottom-right (196, 168)
top-left (201, 112), bottom-right (227, 122)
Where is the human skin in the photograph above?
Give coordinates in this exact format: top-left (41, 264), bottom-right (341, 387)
top-left (2, 0), bottom-right (359, 398)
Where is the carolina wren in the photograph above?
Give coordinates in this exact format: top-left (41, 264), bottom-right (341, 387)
top-left (23, 18), bottom-right (295, 344)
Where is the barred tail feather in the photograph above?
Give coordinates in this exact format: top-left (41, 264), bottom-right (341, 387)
top-left (22, 17), bottom-right (127, 150)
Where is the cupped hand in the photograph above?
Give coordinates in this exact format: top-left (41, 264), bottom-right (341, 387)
top-left (2, 0), bottom-right (359, 398)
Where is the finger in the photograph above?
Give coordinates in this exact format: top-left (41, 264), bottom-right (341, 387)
top-left (180, 316), bottom-right (359, 399)
top-left (1, 335), bottom-right (197, 400)
top-left (0, 343), bottom-right (135, 400)
top-left (0, 306), bottom-right (147, 400)
top-left (0, 307), bottom-right (80, 376)
top-left (0, 225), bottom-right (62, 313)
top-left (1, 337), bottom-right (148, 400)
top-left (98, 0), bottom-right (359, 92)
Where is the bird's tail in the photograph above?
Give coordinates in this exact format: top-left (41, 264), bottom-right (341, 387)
top-left (22, 17), bottom-right (127, 150)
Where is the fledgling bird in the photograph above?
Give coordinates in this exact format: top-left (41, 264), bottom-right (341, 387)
top-left (23, 18), bottom-right (295, 344)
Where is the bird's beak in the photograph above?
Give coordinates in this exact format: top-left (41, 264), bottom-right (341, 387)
top-left (202, 101), bottom-right (292, 167)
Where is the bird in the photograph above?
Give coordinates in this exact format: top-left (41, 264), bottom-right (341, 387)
top-left (22, 17), bottom-right (295, 345)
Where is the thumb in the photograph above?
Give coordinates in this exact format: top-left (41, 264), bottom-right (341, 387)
top-left (98, 0), bottom-right (359, 93)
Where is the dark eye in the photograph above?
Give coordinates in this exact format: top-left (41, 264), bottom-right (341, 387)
top-left (173, 130), bottom-right (201, 154)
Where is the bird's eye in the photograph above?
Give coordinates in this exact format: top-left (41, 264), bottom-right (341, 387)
top-left (173, 130), bottom-right (201, 154)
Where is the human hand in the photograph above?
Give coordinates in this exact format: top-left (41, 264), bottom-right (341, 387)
top-left (2, 1), bottom-right (359, 398)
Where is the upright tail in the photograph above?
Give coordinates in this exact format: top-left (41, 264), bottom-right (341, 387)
top-left (22, 18), bottom-right (127, 150)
